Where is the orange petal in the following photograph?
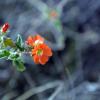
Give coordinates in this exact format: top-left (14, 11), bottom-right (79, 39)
top-left (39, 55), bottom-right (48, 65)
top-left (36, 35), bottom-right (44, 42)
top-left (43, 45), bottom-right (53, 56)
top-left (31, 48), bottom-right (38, 55)
top-left (43, 48), bottom-right (52, 56)
top-left (32, 35), bottom-right (44, 43)
top-left (33, 55), bottom-right (39, 64)
top-left (26, 36), bottom-right (33, 45)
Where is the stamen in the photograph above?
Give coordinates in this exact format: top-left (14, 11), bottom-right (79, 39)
top-left (36, 49), bottom-right (43, 56)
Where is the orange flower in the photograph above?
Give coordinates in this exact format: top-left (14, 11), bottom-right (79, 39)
top-left (26, 35), bottom-right (44, 47)
top-left (32, 43), bottom-right (52, 65)
top-left (49, 10), bottom-right (58, 19)
top-left (26, 34), bottom-right (53, 65)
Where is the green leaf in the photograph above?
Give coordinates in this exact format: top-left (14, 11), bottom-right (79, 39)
top-left (4, 38), bottom-right (15, 47)
top-left (8, 53), bottom-right (19, 60)
top-left (54, 19), bottom-right (62, 32)
top-left (16, 34), bottom-right (23, 46)
top-left (0, 50), bottom-right (10, 59)
top-left (13, 60), bottom-right (26, 72)
top-left (16, 34), bottom-right (24, 51)
top-left (0, 36), bottom-right (2, 43)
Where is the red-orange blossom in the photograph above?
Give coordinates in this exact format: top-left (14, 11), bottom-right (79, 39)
top-left (26, 35), bottom-right (53, 65)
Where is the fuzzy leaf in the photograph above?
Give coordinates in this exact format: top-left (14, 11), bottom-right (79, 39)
top-left (16, 34), bottom-right (24, 51)
top-left (16, 34), bottom-right (23, 46)
top-left (54, 19), bottom-right (62, 32)
top-left (4, 38), bottom-right (15, 47)
top-left (8, 53), bottom-right (19, 60)
top-left (13, 60), bottom-right (26, 72)
top-left (0, 50), bottom-right (10, 59)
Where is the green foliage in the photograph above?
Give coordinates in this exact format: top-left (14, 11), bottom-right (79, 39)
top-left (54, 19), bottom-right (62, 32)
top-left (4, 38), bottom-right (15, 47)
top-left (16, 34), bottom-right (23, 47)
top-left (13, 60), bottom-right (26, 72)
top-left (0, 33), bottom-right (26, 72)
top-left (0, 23), bottom-right (29, 72)
top-left (8, 52), bottom-right (26, 71)
top-left (46, 8), bottom-right (62, 32)
top-left (15, 34), bottom-right (25, 51)
top-left (0, 49), bottom-right (10, 59)
top-left (8, 53), bottom-right (19, 60)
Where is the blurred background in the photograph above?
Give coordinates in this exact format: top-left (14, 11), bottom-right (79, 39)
top-left (0, 0), bottom-right (100, 100)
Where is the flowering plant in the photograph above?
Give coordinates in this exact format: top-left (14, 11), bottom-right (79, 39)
top-left (0, 23), bottom-right (53, 71)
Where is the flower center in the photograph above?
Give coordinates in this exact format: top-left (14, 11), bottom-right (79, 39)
top-left (34, 40), bottom-right (43, 46)
top-left (36, 49), bottom-right (43, 56)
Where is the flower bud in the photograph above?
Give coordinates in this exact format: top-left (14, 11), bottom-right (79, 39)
top-left (1, 23), bottom-right (9, 33)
